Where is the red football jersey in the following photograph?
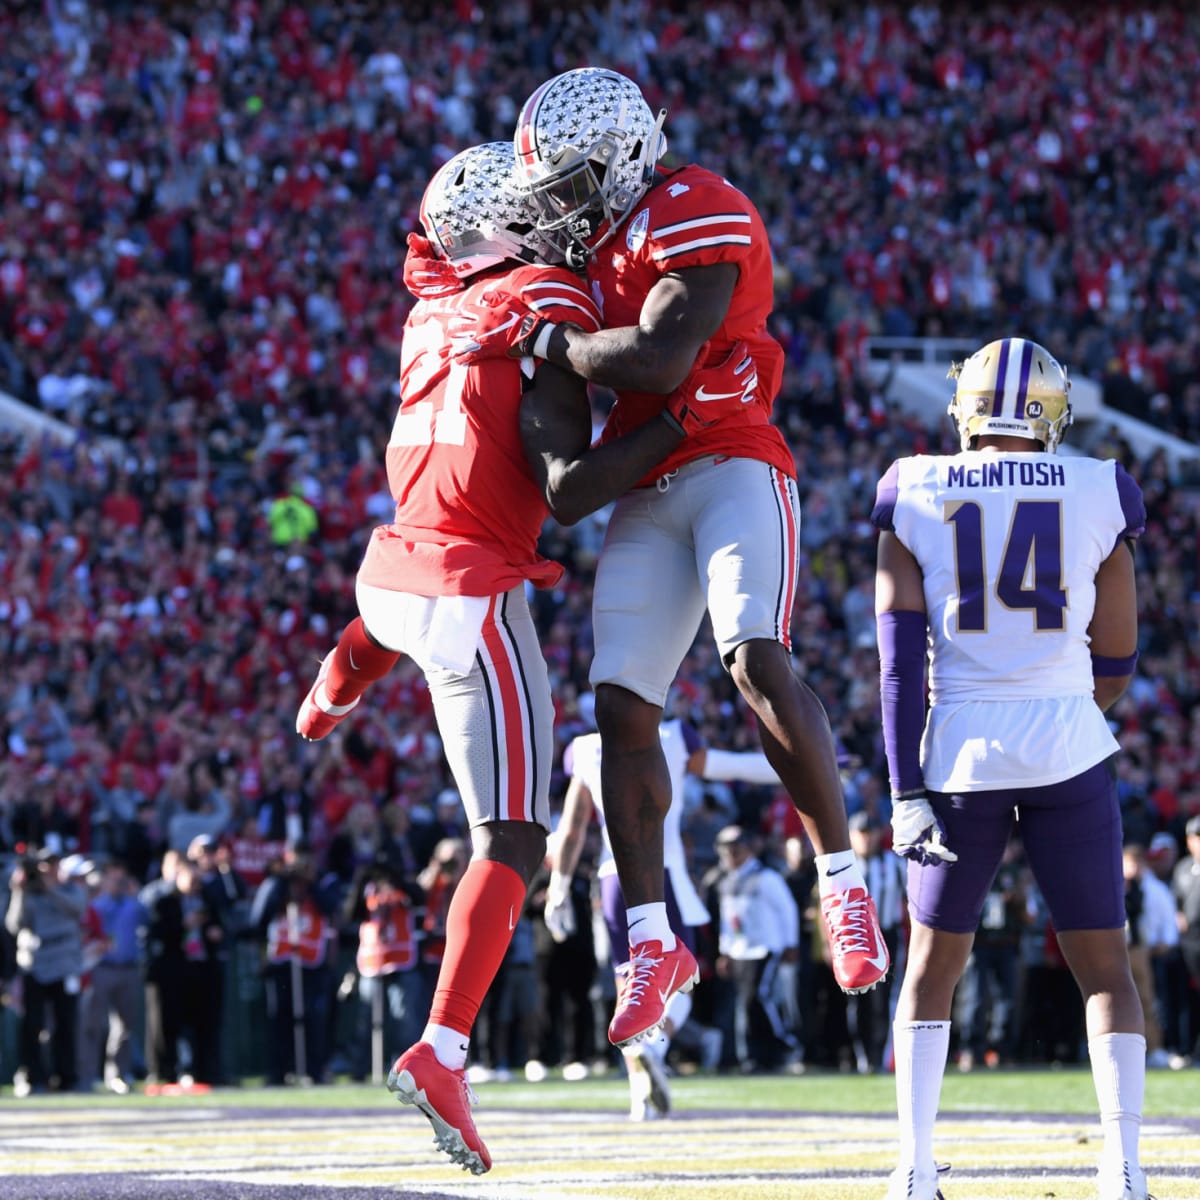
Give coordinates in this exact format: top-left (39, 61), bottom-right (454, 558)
top-left (357, 265), bottom-right (601, 597)
top-left (593, 164), bottom-right (793, 484)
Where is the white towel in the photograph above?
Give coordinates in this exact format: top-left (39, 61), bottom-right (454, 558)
top-left (354, 584), bottom-right (492, 678)
top-left (423, 593), bottom-right (490, 676)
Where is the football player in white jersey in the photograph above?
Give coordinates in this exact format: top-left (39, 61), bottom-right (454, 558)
top-left (546, 706), bottom-right (778, 1119)
top-left (871, 338), bottom-right (1150, 1200)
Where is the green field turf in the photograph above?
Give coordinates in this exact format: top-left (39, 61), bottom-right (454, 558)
top-left (4, 1067), bottom-right (1198, 1199)
top-left (12, 1062), bottom-right (1198, 1117)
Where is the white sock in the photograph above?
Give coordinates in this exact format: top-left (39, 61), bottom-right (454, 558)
top-left (1089, 1032), bottom-right (1146, 1167)
top-left (641, 1026), bottom-right (670, 1063)
top-left (893, 1020), bottom-right (950, 1170)
top-left (625, 903), bottom-right (675, 950)
top-left (815, 849), bottom-right (865, 895)
top-left (665, 987), bottom-right (692, 1035)
top-left (422, 1022), bottom-right (470, 1072)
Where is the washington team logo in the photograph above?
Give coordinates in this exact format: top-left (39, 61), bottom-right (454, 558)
top-left (626, 208), bottom-right (649, 252)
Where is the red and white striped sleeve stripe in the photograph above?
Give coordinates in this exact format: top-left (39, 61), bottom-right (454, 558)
top-left (650, 213), bottom-right (753, 262)
top-left (513, 277), bottom-right (602, 331)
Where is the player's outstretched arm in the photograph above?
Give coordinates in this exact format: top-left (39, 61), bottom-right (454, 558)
top-left (689, 746), bottom-right (779, 785)
top-left (551, 776), bottom-right (595, 881)
top-left (544, 775), bottom-right (596, 944)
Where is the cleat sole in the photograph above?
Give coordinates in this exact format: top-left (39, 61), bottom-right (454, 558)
top-left (642, 1056), bottom-right (671, 1116)
top-left (387, 1066), bottom-right (489, 1175)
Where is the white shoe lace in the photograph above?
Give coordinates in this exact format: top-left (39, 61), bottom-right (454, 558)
top-left (449, 1067), bottom-right (480, 1109)
top-left (826, 889), bottom-right (874, 956)
top-left (614, 949), bottom-right (663, 1010)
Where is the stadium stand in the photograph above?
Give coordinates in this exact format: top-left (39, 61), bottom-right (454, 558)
top-left (1, 0), bottom-right (1198, 1085)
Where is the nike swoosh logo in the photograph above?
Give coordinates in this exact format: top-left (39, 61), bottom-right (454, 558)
top-left (866, 947), bottom-right (889, 972)
top-left (508, 906), bottom-right (516, 932)
top-left (348, 647), bottom-right (361, 671)
top-left (628, 917), bottom-right (647, 933)
top-left (476, 312), bottom-right (521, 340)
top-left (694, 385), bottom-right (743, 402)
top-left (825, 863), bottom-right (853, 877)
top-left (656, 965), bottom-right (678, 1006)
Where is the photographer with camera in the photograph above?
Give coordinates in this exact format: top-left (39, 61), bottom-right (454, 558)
top-left (347, 856), bottom-right (426, 1083)
top-left (250, 841), bottom-right (340, 1084)
top-left (5, 847), bottom-right (87, 1095)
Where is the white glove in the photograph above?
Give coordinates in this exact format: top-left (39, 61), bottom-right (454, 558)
top-left (891, 792), bottom-right (957, 865)
top-left (543, 870), bottom-right (576, 943)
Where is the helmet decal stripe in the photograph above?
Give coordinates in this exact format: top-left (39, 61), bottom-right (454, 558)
top-left (990, 338), bottom-right (1012, 416)
top-left (952, 337), bottom-right (1070, 453)
top-left (515, 79), bottom-right (554, 168)
top-left (1012, 338), bottom-right (1035, 420)
top-left (418, 142), bottom-right (558, 277)
top-left (512, 68), bottom-right (663, 259)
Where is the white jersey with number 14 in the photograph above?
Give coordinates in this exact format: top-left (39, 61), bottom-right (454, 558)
top-left (872, 451), bottom-right (1145, 793)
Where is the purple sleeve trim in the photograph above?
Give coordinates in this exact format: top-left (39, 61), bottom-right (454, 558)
top-left (877, 608), bottom-right (927, 794)
top-left (871, 460), bottom-right (901, 532)
top-left (681, 721), bottom-right (703, 756)
top-left (1112, 463), bottom-right (1146, 552)
top-left (1092, 651), bottom-right (1138, 678)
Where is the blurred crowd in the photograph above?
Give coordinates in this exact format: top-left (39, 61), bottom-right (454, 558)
top-left (2, 0), bottom-right (1200, 1092)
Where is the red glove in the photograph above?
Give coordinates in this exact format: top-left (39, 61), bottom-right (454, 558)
top-left (403, 232), bottom-right (461, 299)
top-left (449, 288), bottom-right (552, 362)
top-left (663, 341), bottom-right (759, 435)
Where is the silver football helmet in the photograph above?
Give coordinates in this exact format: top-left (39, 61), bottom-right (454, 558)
top-left (513, 68), bottom-right (667, 262)
top-left (948, 337), bottom-right (1073, 452)
top-left (419, 142), bottom-right (560, 278)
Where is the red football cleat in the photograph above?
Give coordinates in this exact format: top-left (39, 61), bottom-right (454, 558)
top-left (822, 886), bottom-right (890, 994)
top-left (296, 652), bottom-right (360, 741)
top-left (387, 1042), bottom-right (491, 1175)
top-left (608, 939), bottom-right (699, 1048)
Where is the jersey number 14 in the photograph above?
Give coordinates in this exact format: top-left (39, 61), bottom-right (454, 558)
top-left (946, 499), bottom-right (1067, 632)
